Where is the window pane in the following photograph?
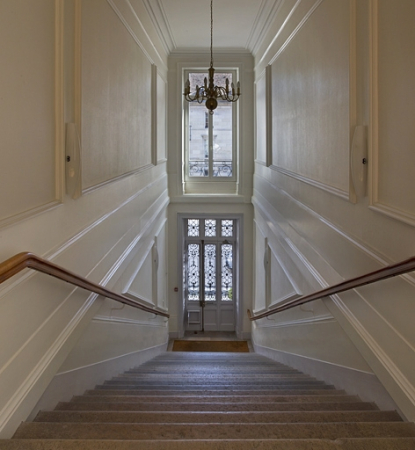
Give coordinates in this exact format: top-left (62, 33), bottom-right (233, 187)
top-left (189, 102), bottom-right (208, 177)
top-left (213, 101), bottom-right (232, 177)
top-left (186, 71), bottom-right (234, 180)
top-left (187, 243), bottom-right (200, 301)
top-left (205, 219), bottom-right (216, 237)
top-left (188, 219), bottom-right (200, 237)
top-left (221, 243), bottom-right (233, 301)
top-left (221, 219), bottom-right (233, 237)
top-left (204, 244), bottom-right (216, 301)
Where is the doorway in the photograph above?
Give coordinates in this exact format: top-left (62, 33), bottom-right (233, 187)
top-left (183, 218), bottom-right (238, 332)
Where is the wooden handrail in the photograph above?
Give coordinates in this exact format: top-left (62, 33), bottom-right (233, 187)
top-left (0, 252), bottom-right (169, 318)
top-left (248, 256), bottom-right (415, 321)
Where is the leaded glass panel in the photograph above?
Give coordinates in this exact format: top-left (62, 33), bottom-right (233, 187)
top-left (187, 243), bottom-right (200, 301)
top-left (188, 219), bottom-right (200, 237)
top-left (205, 219), bottom-right (216, 237)
top-left (221, 220), bottom-right (233, 237)
top-left (204, 244), bottom-right (216, 301)
top-left (221, 243), bottom-right (233, 301)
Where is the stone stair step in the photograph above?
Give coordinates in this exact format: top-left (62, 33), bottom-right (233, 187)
top-left (94, 384), bottom-right (338, 395)
top-left (104, 377), bottom-right (324, 384)
top-left (3, 438), bottom-right (415, 450)
top-left (115, 373), bottom-right (310, 379)
top-left (34, 410), bottom-right (402, 424)
top-left (88, 389), bottom-right (341, 396)
top-left (54, 400), bottom-right (380, 412)
top-left (13, 422), bottom-right (415, 440)
top-left (87, 388), bottom-right (339, 396)
top-left (71, 393), bottom-right (359, 403)
top-left (5, 351), bottom-right (414, 448)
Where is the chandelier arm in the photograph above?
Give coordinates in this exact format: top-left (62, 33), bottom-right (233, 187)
top-left (182, 0), bottom-right (241, 113)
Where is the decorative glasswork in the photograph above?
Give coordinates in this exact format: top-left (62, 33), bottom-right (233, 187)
top-left (187, 243), bottom-right (200, 301)
top-left (221, 219), bottom-right (233, 237)
top-left (204, 244), bottom-right (217, 301)
top-left (221, 244), bottom-right (233, 301)
top-left (188, 219), bottom-right (200, 237)
top-left (205, 219), bottom-right (216, 237)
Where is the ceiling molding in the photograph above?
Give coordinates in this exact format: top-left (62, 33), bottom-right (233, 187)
top-left (141, 0), bottom-right (176, 53)
top-left (247, 0), bottom-right (284, 55)
top-left (143, 0), bottom-right (284, 56)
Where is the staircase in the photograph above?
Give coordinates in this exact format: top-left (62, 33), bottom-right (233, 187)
top-left (1, 351), bottom-right (415, 449)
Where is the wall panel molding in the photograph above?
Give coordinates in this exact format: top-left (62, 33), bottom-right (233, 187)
top-left (258, 314), bottom-right (335, 329)
top-left (254, 65), bottom-right (272, 166)
top-left (93, 315), bottom-right (167, 327)
top-left (79, 0), bottom-right (156, 191)
top-left (0, 0), bottom-right (65, 229)
top-left (263, 0), bottom-right (356, 201)
top-left (269, 166), bottom-right (351, 201)
top-left (369, 0), bottom-right (415, 227)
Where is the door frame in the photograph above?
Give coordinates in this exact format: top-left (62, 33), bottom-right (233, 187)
top-left (177, 213), bottom-right (244, 338)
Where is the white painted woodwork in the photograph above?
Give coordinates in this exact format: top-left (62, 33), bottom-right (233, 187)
top-left (0, 0), bottom-right (169, 438)
top-left (156, 72), bottom-right (167, 162)
top-left (81, 0), bottom-right (153, 190)
top-left (253, 224), bottom-right (267, 313)
top-left (0, 0), bottom-right (61, 226)
top-left (253, 0), bottom-right (415, 423)
top-left (370, 0), bottom-right (415, 225)
top-left (271, 0), bottom-right (351, 197)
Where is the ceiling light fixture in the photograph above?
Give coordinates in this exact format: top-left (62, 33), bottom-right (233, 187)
top-left (183, 0), bottom-right (241, 114)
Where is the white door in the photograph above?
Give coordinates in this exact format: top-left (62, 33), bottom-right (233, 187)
top-left (184, 219), bottom-right (236, 332)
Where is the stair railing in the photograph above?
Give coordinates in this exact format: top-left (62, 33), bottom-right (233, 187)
top-left (0, 252), bottom-right (169, 318)
top-left (248, 255), bottom-right (415, 321)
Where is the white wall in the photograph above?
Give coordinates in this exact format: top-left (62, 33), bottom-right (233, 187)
top-left (252, 0), bottom-right (415, 421)
top-left (0, 0), bottom-right (169, 437)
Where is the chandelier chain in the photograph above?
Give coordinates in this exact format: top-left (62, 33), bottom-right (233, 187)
top-left (182, 0), bottom-right (241, 113)
top-left (210, 0), bottom-right (213, 68)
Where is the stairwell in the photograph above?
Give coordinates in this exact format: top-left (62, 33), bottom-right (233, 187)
top-left (1, 351), bottom-right (415, 449)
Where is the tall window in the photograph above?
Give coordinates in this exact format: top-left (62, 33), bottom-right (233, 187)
top-left (184, 70), bottom-right (237, 181)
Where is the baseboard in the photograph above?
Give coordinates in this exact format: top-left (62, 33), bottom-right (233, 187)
top-left (28, 341), bottom-right (168, 420)
top-left (253, 341), bottom-right (403, 416)
top-left (238, 331), bottom-right (252, 340)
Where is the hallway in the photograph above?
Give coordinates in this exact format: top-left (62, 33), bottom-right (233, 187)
top-left (1, 0), bottom-right (415, 439)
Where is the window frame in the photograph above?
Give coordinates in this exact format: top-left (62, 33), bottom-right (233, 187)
top-left (183, 68), bottom-right (239, 188)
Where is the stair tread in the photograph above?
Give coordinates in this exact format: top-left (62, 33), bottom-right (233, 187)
top-left (54, 401), bottom-right (380, 412)
top-left (72, 394), bottom-right (359, 403)
top-left (13, 422), bottom-right (415, 440)
top-left (3, 439), bottom-right (415, 450)
top-left (34, 410), bottom-right (402, 424)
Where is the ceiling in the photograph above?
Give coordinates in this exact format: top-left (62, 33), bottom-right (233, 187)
top-left (141, 0), bottom-right (281, 55)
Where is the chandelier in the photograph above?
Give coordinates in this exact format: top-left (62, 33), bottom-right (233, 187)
top-left (183, 0), bottom-right (241, 114)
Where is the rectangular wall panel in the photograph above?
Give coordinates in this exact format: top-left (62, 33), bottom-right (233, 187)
top-left (370, 0), bottom-right (415, 225)
top-left (157, 72), bottom-right (167, 163)
top-left (81, 0), bottom-right (153, 190)
top-left (271, 0), bottom-right (352, 196)
top-left (0, 0), bottom-right (60, 225)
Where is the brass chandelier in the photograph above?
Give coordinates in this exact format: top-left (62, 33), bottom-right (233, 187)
top-left (183, 0), bottom-right (241, 114)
